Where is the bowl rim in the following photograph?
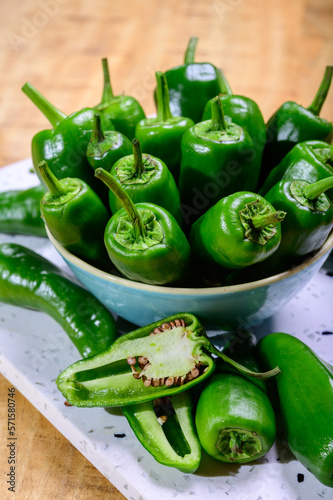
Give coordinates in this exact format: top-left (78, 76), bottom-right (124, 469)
top-left (46, 227), bottom-right (333, 296)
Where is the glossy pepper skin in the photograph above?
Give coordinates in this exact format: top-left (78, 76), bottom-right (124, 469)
top-left (0, 243), bottom-right (118, 359)
top-left (178, 97), bottom-right (261, 227)
top-left (260, 140), bottom-right (333, 200)
top-left (38, 161), bottom-right (110, 268)
top-left (190, 191), bottom-right (285, 274)
top-left (135, 71), bottom-right (194, 182)
top-left (0, 184), bottom-right (46, 237)
top-left (95, 58), bottom-right (145, 140)
top-left (56, 312), bottom-right (279, 408)
top-left (202, 93), bottom-right (266, 166)
top-left (108, 138), bottom-right (183, 225)
top-left (195, 333), bottom-right (276, 464)
top-left (260, 66), bottom-right (333, 186)
top-left (162, 37), bottom-right (232, 123)
top-left (123, 391), bottom-right (201, 473)
top-left (22, 82), bottom-right (110, 198)
top-left (95, 168), bottom-right (190, 285)
top-left (256, 332), bottom-right (333, 487)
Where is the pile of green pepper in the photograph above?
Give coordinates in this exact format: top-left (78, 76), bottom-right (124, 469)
top-left (0, 37), bottom-right (332, 485)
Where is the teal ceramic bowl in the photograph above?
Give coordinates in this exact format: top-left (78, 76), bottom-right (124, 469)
top-left (47, 229), bottom-right (333, 332)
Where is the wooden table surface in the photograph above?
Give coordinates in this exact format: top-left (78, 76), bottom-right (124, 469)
top-left (0, 0), bottom-right (332, 498)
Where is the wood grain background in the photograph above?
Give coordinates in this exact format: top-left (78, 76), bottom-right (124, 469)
top-left (0, 0), bottom-right (332, 498)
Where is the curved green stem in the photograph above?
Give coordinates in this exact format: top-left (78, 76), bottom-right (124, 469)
top-left (303, 176), bottom-right (333, 200)
top-left (94, 168), bottom-right (146, 239)
top-left (307, 66), bottom-right (333, 116)
top-left (101, 58), bottom-right (114, 104)
top-left (38, 161), bottom-right (66, 196)
top-left (216, 68), bottom-right (233, 95)
top-left (250, 210), bottom-right (286, 231)
top-left (210, 96), bottom-right (226, 131)
top-left (22, 82), bottom-right (66, 128)
top-left (156, 71), bottom-right (173, 122)
top-left (184, 37), bottom-right (198, 64)
top-left (206, 343), bottom-right (281, 379)
top-left (132, 138), bottom-right (144, 177)
top-left (91, 113), bottom-right (105, 144)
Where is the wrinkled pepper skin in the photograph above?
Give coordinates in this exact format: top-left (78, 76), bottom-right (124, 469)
top-left (202, 94), bottom-right (266, 164)
top-left (95, 58), bottom-right (146, 140)
top-left (260, 66), bottom-right (333, 185)
top-left (256, 332), bottom-right (333, 487)
top-left (178, 98), bottom-right (261, 227)
top-left (0, 243), bottom-right (118, 358)
top-left (260, 140), bottom-right (333, 200)
top-left (163, 37), bottom-right (232, 123)
top-left (56, 313), bottom-right (215, 407)
top-left (123, 391), bottom-right (201, 473)
top-left (0, 184), bottom-right (46, 237)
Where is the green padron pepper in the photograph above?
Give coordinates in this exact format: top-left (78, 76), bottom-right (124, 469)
top-left (38, 161), bottom-right (110, 268)
top-left (56, 313), bottom-right (280, 407)
top-left (260, 66), bottom-right (333, 186)
top-left (22, 82), bottom-right (110, 199)
top-left (108, 138), bottom-right (183, 225)
top-left (0, 184), bottom-right (46, 237)
top-left (260, 140), bottom-right (333, 200)
top-left (123, 391), bottom-right (201, 473)
top-left (94, 58), bottom-right (146, 140)
top-left (162, 37), bottom-right (232, 123)
top-left (178, 97), bottom-right (261, 227)
top-left (195, 333), bottom-right (276, 463)
top-left (135, 71), bottom-right (194, 182)
top-left (94, 168), bottom-right (190, 285)
top-left (0, 243), bottom-right (118, 358)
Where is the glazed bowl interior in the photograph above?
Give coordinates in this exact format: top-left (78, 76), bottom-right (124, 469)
top-left (46, 228), bottom-right (333, 333)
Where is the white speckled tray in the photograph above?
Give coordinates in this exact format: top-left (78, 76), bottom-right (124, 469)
top-left (0, 159), bottom-right (332, 500)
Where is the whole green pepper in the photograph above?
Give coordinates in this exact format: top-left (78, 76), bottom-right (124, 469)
top-left (0, 184), bottom-right (46, 237)
top-left (95, 168), bottom-right (190, 285)
top-left (162, 37), bottom-right (232, 123)
top-left (260, 140), bottom-right (333, 199)
top-left (135, 71), bottom-right (194, 182)
top-left (195, 333), bottom-right (276, 463)
top-left (123, 391), bottom-right (201, 473)
top-left (0, 243), bottom-right (118, 358)
top-left (256, 332), bottom-right (333, 487)
top-left (201, 93), bottom-right (266, 166)
top-left (178, 97), bottom-right (261, 227)
top-left (190, 191), bottom-right (285, 273)
top-left (56, 313), bottom-right (280, 407)
top-left (108, 138), bottom-right (183, 225)
top-left (22, 82), bottom-right (109, 198)
top-left (260, 66), bottom-right (333, 186)
top-left (94, 58), bottom-right (146, 140)
top-left (38, 161), bottom-right (110, 268)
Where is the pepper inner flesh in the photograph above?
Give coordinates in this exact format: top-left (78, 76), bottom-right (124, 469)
top-left (216, 428), bottom-right (262, 461)
top-left (154, 397), bottom-right (191, 457)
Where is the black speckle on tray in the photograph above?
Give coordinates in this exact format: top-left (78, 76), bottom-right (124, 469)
top-left (326, 271), bottom-right (333, 277)
top-left (321, 331), bottom-right (333, 335)
top-left (114, 433), bottom-right (126, 438)
top-left (297, 473), bottom-right (304, 483)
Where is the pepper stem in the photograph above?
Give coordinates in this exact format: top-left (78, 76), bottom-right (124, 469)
top-left (184, 37), bottom-right (198, 64)
top-left (210, 96), bottom-right (226, 131)
top-left (155, 71), bottom-right (173, 122)
top-left (132, 138), bottom-right (144, 177)
top-left (101, 58), bottom-right (114, 104)
top-left (91, 113), bottom-right (105, 144)
top-left (38, 161), bottom-right (66, 196)
top-left (250, 210), bottom-right (286, 231)
top-left (307, 66), bottom-right (333, 116)
top-left (94, 168), bottom-right (146, 239)
top-left (216, 68), bottom-right (233, 95)
top-left (21, 82), bottom-right (67, 128)
top-left (302, 176), bottom-right (333, 200)
top-left (206, 343), bottom-right (281, 379)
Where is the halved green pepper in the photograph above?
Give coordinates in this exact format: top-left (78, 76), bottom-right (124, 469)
top-left (0, 243), bottom-right (118, 358)
top-left (123, 391), bottom-right (201, 473)
top-left (195, 333), bottom-right (276, 463)
top-left (56, 313), bottom-right (280, 407)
